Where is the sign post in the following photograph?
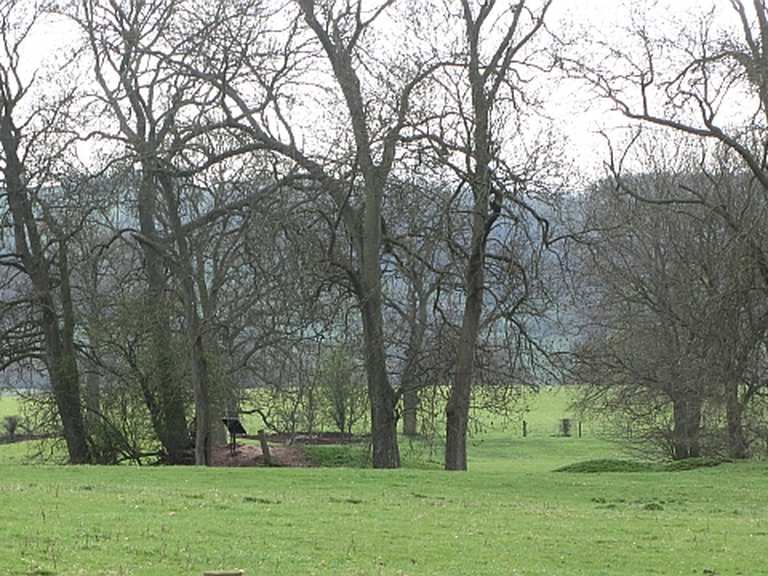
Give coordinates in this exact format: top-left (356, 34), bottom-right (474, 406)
top-left (221, 418), bottom-right (247, 455)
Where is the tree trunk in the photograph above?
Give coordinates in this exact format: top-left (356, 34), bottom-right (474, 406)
top-left (137, 169), bottom-right (191, 464)
top-left (191, 332), bottom-right (212, 465)
top-left (725, 380), bottom-right (748, 459)
top-left (55, 241), bottom-right (91, 463)
top-left (43, 305), bottom-right (91, 464)
top-left (360, 297), bottom-right (400, 468)
top-left (159, 173), bottom-right (213, 466)
top-left (671, 397), bottom-right (701, 460)
top-left (402, 387), bottom-right (419, 436)
top-left (444, 79), bottom-right (493, 470)
top-left (355, 167), bottom-right (400, 468)
top-left (402, 281), bottom-right (428, 437)
top-left (445, 393), bottom-right (469, 470)
top-left (445, 248), bottom-right (484, 470)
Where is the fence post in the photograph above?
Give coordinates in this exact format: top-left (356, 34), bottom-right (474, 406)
top-left (258, 429), bottom-right (272, 466)
top-left (522, 420), bottom-right (527, 438)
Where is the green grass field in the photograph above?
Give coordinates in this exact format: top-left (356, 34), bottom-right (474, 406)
top-left (0, 394), bottom-right (20, 420)
top-left (1, 389), bottom-right (766, 576)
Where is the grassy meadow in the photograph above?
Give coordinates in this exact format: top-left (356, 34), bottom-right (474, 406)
top-left (0, 388), bottom-right (766, 575)
top-left (0, 393), bottom-right (20, 420)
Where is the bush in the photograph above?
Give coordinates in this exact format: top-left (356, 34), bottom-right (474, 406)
top-left (316, 345), bottom-right (368, 435)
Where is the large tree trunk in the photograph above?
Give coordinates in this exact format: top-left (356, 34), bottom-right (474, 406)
top-left (183, 278), bottom-right (212, 466)
top-left (725, 380), bottom-right (749, 459)
top-left (671, 396), bottom-right (702, 460)
top-left (297, 0), bottom-right (409, 467)
top-left (55, 241), bottom-right (91, 463)
top-left (355, 203), bottom-right (401, 467)
top-left (360, 291), bottom-right (400, 468)
top-left (159, 174), bottom-right (213, 466)
top-left (445, 244), bottom-right (485, 470)
top-left (444, 72), bottom-right (494, 470)
top-left (137, 170), bottom-right (191, 464)
top-left (191, 331), bottom-right (212, 465)
top-left (43, 304), bottom-right (91, 464)
top-left (355, 167), bottom-right (400, 468)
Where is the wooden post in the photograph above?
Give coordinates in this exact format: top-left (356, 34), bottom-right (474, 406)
top-left (258, 429), bottom-right (272, 466)
top-left (522, 420), bottom-right (527, 438)
top-left (578, 421), bottom-right (582, 438)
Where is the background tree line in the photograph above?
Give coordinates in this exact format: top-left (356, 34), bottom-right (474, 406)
top-left (2, 0), bottom-right (768, 469)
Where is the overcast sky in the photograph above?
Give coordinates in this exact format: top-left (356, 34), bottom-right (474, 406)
top-left (17, 0), bottom-right (739, 184)
top-left (546, 0), bottom-right (737, 179)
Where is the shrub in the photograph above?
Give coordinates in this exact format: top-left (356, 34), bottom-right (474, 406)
top-left (316, 345), bottom-right (368, 435)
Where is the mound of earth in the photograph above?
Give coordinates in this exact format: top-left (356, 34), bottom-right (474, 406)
top-left (246, 432), bottom-right (367, 445)
top-left (210, 444), bottom-right (310, 467)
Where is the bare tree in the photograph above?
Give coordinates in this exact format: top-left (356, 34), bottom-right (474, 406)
top-left (0, 0), bottom-right (90, 463)
top-left (74, 0), bottom-right (298, 464)
top-left (576, 139), bottom-right (768, 459)
top-left (164, 0), bottom-right (443, 468)
top-left (73, 0), bottom-right (197, 463)
top-left (572, 1), bottom-right (768, 457)
top-left (409, 0), bottom-right (556, 470)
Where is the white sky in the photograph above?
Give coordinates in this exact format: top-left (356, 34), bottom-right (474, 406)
top-left (546, 0), bottom-right (740, 180)
top-left (13, 0), bottom-right (743, 184)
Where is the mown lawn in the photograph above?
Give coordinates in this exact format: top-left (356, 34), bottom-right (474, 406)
top-left (0, 390), bottom-right (766, 575)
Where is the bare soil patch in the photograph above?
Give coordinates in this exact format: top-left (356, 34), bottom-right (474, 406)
top-left (246, 432), bottom-right (368, 445)
top-left (210, 443), bottom-right (310, 467)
